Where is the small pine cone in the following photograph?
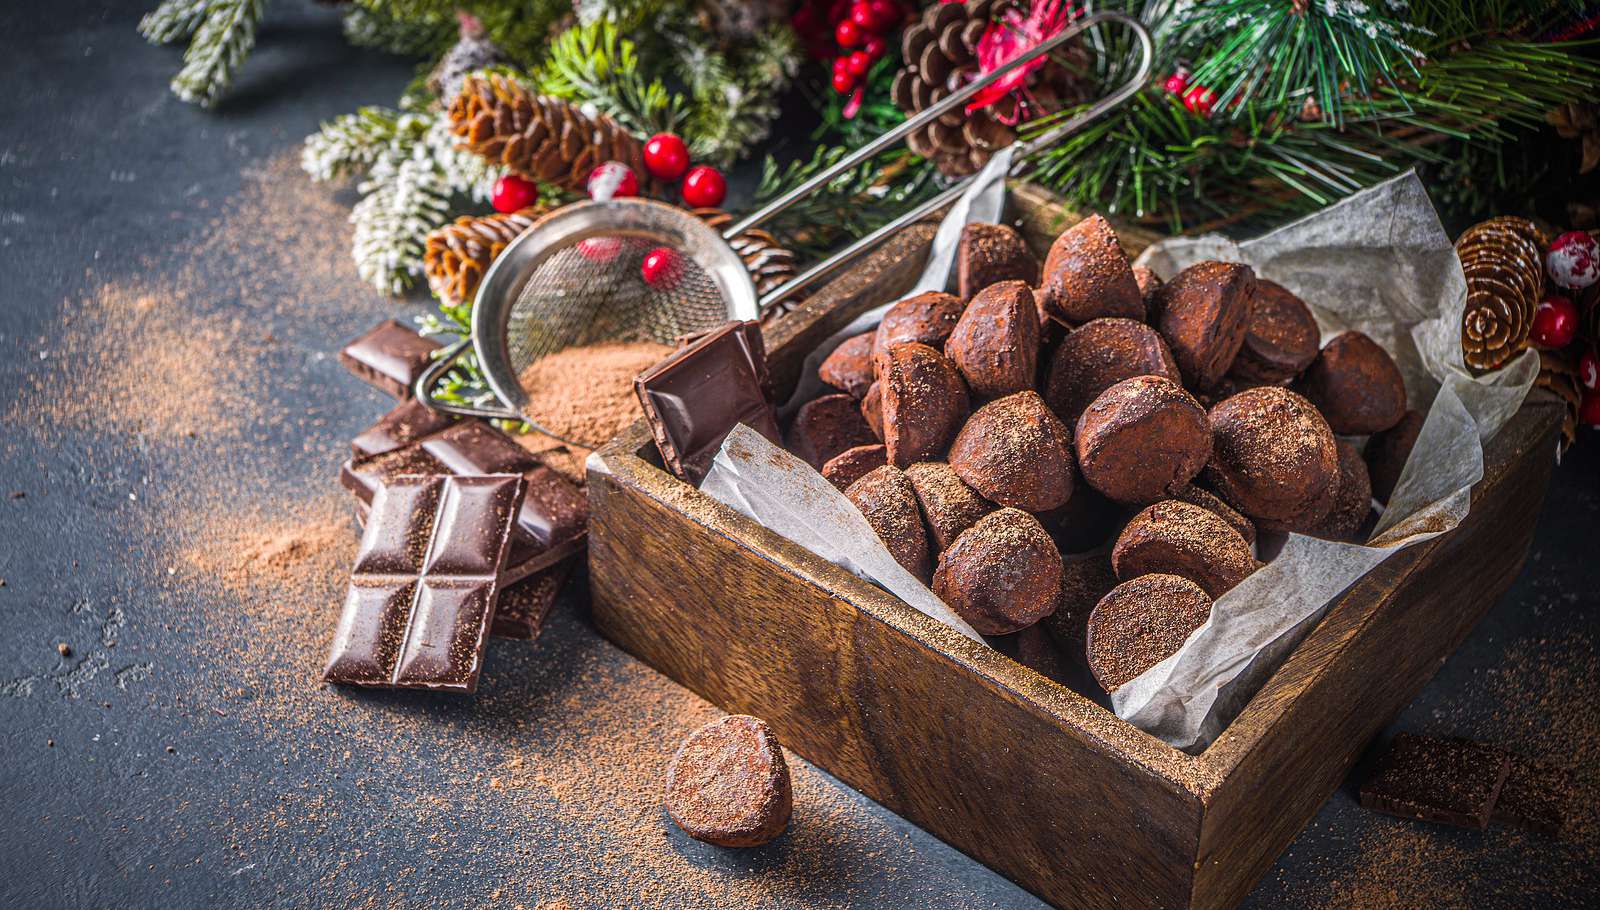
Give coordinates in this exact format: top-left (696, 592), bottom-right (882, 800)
top-left (1457, 216), bottom-right (1547, 373)
top-left (423, 207), bottom-right (547, 307)
top-left (691, 208), bottom-right (801, 302)
top-left (1536, 349), bottom-right (1582, 453)
top-left (447, 74), bottom-right (645, 192)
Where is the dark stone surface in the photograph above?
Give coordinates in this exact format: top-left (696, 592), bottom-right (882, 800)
top-left (1, 3), bottom-right (1596, 908)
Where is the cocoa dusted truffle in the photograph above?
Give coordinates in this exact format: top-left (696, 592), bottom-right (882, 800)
top-left (905, 461), bottom-right (994, 551)
top-left (1365, 408), bottom-right (1424, 503)
top-left (1086, 574), bottom-right (1212, 693)
top-left (1038, 214), bottom-right (1144, 325)
top-left (787, 392), bottom-right (878, 470)
top-left (845, 465), bottom-right (932, 581)
top-left (1041, 552), bottom-right (1118, 655)
top-left (1035, 484), bottom-right (1128, 554)
top-left (879, 343), bottom-right (970, 467)
top-left (945, 280), bottom-right (1041, 399)
top-left (932, 508), bottom-right (1062, 635)
top-left (1296, 331), bottom-right (1408, 435)
top-left (1170, 482), bottom-right (1256, 546)
top-left (860, 380), bottom-right (884, 441)
top-left (665, 715), bottom-right (792, 848)
top-left (1203, 386), bottom-right (1340, 530)
top-left (1311, 439), bottom-right (1372, 541)
top-left (1043, 317), bottom-right (1181, 422)
top-left (872, 291), bottom-right (966, 364)
top-left (1132, 265), bottom-right (1162, 304)
top-left (1230, 279), bottom-right (1321, 384)
top-left (1151, 260), bottom-right (1256, 390)
top-left (957, 223), bottom-right (1040, 300)
top-left (948, 391), bottom-right (1076, 512)
top-left (1112, 500), bottom-right (1255, 598)
top-left (1075, 375), bottom-right (1211, 505)
top-left (818, 332), bottom-right (876, 398)
top-left (822, 444), bottom-right (888, 490)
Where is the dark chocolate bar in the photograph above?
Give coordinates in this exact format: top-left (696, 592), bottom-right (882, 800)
top-left (1490, 755), bottom-right (1572, 837)
top-left (634, 320), bottom-right (782, 483)
top-left (324, 474), bottom-right (523, 692)
top-left (351, 398), bottom-right (459, 457)
top-left (339, 320), bottom-right (442, 400)
top-left (1359, 733), bottom-right (1511, 829)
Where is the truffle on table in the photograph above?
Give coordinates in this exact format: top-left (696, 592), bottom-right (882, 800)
top-left (1042, 317), bottom-right (1181, 423)
top-left (905, 461), bottom-right (995, 552)
top-left (786, 392), bottom-right (878, 470)
top-left (1203, 386), bottom-right (1339, 531)
top-left (1359, 732), bottom-right (1511, 830)
top-left (1151, 260), bottom-right (1257, 390)
top-left (1296, 331), bottom-right (1408, 435)
top-left (879, 342), bottom-right (970, 467)
top-left (818, 332), bottom-right (876, 399)
top-left (1111, 500), bottom-right (1255, 599)
top-left (1038, 214), bottom-right (1145, 326)
top-left (845, 464), bottom-right (932, 581)
top-left (872, 291), bottom-right (966, 364)
top-left (1229, 279), bottom-right (1321, 384)
top-left (957, 222), bottom-right (1040, 300)
top-left (1365, 408), bottom-right (1424, 504)
top-left (1309, 439), bottom-right (1372, 542)
top-left (932, 508), bottom-right (1063, 635)
top-left (1086, 573), bottom-right (1212, 694)
top-left (948, 390), bottom-right (1077, 512)
top-left (945, 280), bottom-right (1041, 399)
top-left (665, 715), bottom-right (793, 847)
top-left (822, 444), bottom-right (888, 491)
top-left (1075, 375), bottom-right (1211, 505)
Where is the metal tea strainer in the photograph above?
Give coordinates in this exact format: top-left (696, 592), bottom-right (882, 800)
top-left (417, 11), bottom-right (1154, 445)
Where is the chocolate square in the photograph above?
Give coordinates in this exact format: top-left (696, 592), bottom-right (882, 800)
top-left (491, 557), bottom-right (574, 640)
top-left (339, 320), bottom-right (442, 400)
top-left (1359, 733), bottom-right (1511, 829)
top-left (1491, 756), bottom-right (1572, 838)
top-left (351, 398), bottom-right (459, 458)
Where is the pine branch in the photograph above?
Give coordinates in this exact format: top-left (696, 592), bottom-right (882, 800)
top-left (139, 0), bottom-right (213, 45)
top-left (302, 107), bottom-right (405, 182)
top-left (672, 24), bottom-right (800, 166)
top-left (754, 143), bottom-right (941, 260)
top-left (341, 5), bottom-right (456, 57)
top-left (169, 0), bottom-right (266, 107)
top-left (535, 18), bottom-right (685, 137)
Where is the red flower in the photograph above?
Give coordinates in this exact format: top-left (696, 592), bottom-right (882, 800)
top-left (966, 0), bottom-right (1078, 124)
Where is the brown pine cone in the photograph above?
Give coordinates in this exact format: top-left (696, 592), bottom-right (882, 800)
top-left (423, 207), bottom-right (547, 307)
top-left (1537, 349), bottom-right (1582, 453)
top-left (1457, 216), bottom-right (1547, 373)
top-left (690, 208), bottom-right (801, 310)
top-left (447, 74), bottom-right (645, 192)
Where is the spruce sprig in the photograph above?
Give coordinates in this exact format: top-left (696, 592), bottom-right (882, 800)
top-left (138, 0), bottom-right (213, 45)
top-left (168, 0), bottom-right (266, 107)
top-left (535, 18), bottom-right (686, 138)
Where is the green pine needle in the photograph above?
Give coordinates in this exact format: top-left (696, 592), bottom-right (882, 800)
top-left (139, 0), bottom-right (213, 45)
top-left (168, 0), bottom-right (266, 107)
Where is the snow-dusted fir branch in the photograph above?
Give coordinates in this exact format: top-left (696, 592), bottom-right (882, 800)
top-left (138, 0), bottom-right (214, 45)
top-left (169, 0), bottom-right (267, 107)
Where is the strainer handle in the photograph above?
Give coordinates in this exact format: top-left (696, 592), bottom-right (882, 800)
top-left (413, 337), bottom-right (524, 421)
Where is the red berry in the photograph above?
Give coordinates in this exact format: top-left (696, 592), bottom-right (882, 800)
top-left (642, 133), bottom-right (690, 182)
top-left (1547, 230), bottom-right (1600, 290)
top-left (1183, 85), bottom-right (1215, 117)
top-left (1579, 348), bottom-right (1599, 391)
top-left (835, 18), bottom-right (862, 47)
top-left (1530, 294), bottom-right (1579, 349)
top-left (577, 237), bottom-right (623, 263)
top-left (491, 174), bottom-right (537, 213)
top-left (863, 34), bottom-right (887, 60)
top-left (681, 165), bottom-right (728, 208)
top-left (869, 0), bottom-right (899, 29)
top-left (641, 247), bottom-right (683, 288)
top-left (586, 161), bottom-right (639, 201)
top-left (1580, 389), bottom-right (1600, 428)
top-left (1163, 70), bottom-right (1189, 95)
top-left (850, 2), bottom-right (878, 30)
top-left (832, 69), bottom-right (856, 94)
top-left (846, 51), bottom-right (871, 77)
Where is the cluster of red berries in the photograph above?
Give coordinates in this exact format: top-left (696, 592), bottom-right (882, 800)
top-left (820, 0), bottom-right (903, 96)
top-left (489, 132), bottom-right (727, 216)
top-left (1162, 68), bottom-right (1216, 118)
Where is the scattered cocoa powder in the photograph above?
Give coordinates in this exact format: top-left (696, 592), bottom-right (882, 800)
top-left (516, 341), bottom-right (671, 448)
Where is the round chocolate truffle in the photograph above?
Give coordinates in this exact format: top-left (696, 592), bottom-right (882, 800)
top-left (1039, 214), bottom-right (1144, 325)
top-left (1310, 439), bottom-right (1372, 541)
top-left (860, 380), bottom-right (884, 441)
top-left (1086, 574), bottom-right (1212, 693)
top-left (1111, 500), bottom-right (1255, 598)
top-left (845, 464), bottom-right (932, 581)
top-left (1230, 279), bottom-right (1320, 384)
top-left (932, 508), bottom-right (1063, 635)
top-left (1043, 317), bottom-right (1181, 422)
top-left (1169, 482), bottom-right (1256, 546)
top-left (665, 715), bottom-right (792, 848)
top-left (1035, 484), bottom-right (1129, 555)
top-left (787, 392), bottom-right (877, 470)
top-left (1075, 375), bottom-right (1211, 505)
top-left (1041, 552), bottom-right (1118, 655)
top-left (948, 391), bottom-right (1077, 512)
top-left (818, 332), bottom-right (876, 398)
top-left (879, 342), bottom-right (970, 467)
top-left (906, 461), bottom-right (995, 552)
top-left (1151, 260), bottom-right (1257, 390)
top-left (1202, 386), bottom-right (1340, 527)
top-left (957, 222), bottom-right (1040, 300)
top-left (1132, 265), bottom-right (1163, 305)
top-left (1365, 408), bottom-right (1424, 504)
top-left (872, 291), bottom-right (966, 365)
top-left (822, 443), bottom-right (887, 491)
top-left (1296, 331), bottom-right (1408, 435)
top-left (945, 280), bottom-right (1041, 399)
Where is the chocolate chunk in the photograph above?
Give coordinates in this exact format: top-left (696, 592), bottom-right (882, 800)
top-left (872, 291), bottom-right (966, 364)
top-left (933, 508), bottom-right (1062, 635)
top-left (860, 380), bottom-right (884, 441)
top-left (635, 320), bottom-right (782, 484)
top-left (1075, 375), bottom-right (1211, 505)
top-left (1112, 500), bottom-right (1254, 598)
top-left (324, 474), bottom-right (523, 692)
top-left (948, 391), bottom-right (1076, 512)
top-left (1359, 733), bottom-right (1511, 829)
top-left (879, 343), bottom-right (970, 467)
top-left (1169, 483), bottom-right (1256, 546)
top-left (1310, 439), bottom-right (1372, 541)
top-left (1203, 386), bottom-right (1339, 530)
top-left (1230, 279), bottom-right (1320, 384)
top-left (1491, 756), bottom-right (1572, 837)
top-left (1086, 574), bottom-right (1212, 693)
top-left (351, 398), bottom-right (460, 458)
top-left (491, 558), bottom-right (572, 640)
top-left (665, 715), bottom-right (793, 848)
top-left (845, 465), bottom-right (932, 581)
top-left (905, 461), bottom-right (994, 551)
top-left (339, 319), bottom-right (442, 400)
top-left (818, 332), bottom-right (876, 399)
top-left (787, 393), bottom-right (878, 470)
top-left (1296, 331), bottom-right (1408, 435)
top-left (1365, 409), bottom-right (1424, 504)
top-left (1152, 260), bottom-right (1256, 390)
top-left (1039, 214), bottom-right (1144, 325)
top-left (957, 222), bottom-right (1040, 300)
top-left (1041, 552), bottom-right (1117, 656)
top-left (1043, 317), bottom-right (1181, 423)
top-left (822, 444), bottom-right (888, 490)
top-left (945, 280), bottom-right (1041, 399)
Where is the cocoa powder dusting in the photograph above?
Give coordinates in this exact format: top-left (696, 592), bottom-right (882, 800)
top-left (516, 341), bottom-right (672, 448)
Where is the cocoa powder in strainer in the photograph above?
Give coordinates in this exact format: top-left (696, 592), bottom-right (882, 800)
top-left (516, 341), bottom-right (673, 448)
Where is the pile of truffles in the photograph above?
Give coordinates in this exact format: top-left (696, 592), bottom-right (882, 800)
top-left (787, 216), bottom-right (1424, 695)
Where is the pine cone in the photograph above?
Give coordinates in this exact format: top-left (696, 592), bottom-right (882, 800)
top-left (691, 208), bottom-right (801, 303)
top-left (427, 13), bottom-right (506, 105)
top-left (447, 74), bottom-right (645, 192)
top-left (1457, 216), bottom-right (1547, 373)
top-left (1548, 102), bottom-right (1600, 175)
top-left (891, 0), bottom-right (1091, 178)
top-left (1536, 349), bottom-right (1581, 454)
top-left (423, 207), bottom-right (548, 307)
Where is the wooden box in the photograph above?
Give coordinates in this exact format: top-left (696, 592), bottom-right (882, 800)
top-left (586, 187), bottom-right (1563, 910)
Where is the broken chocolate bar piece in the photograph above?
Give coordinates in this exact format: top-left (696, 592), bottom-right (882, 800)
top-left (339, 320), bottom-right (442, 400)
top-left (1491, 755), bottom-right (1572, 838)
top-left (351, 398), bottom-right (459, 458)
top-left (491, 557), bottom-right (574, 640)
top-left (1359, 733), bottom-right (1511, 829)
top-left (325, 474), bottom-right (523, 692)
top-left (635, 320), bottom-right (781, 484)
